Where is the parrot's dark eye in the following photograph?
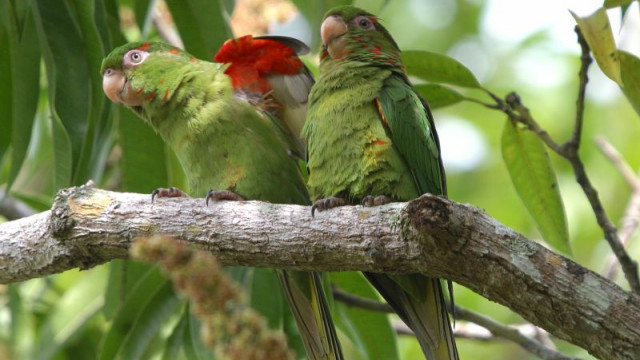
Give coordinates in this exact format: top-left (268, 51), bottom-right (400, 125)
top-left (353, 16), bottom-right (375, 31)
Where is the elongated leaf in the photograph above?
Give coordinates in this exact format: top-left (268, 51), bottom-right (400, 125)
top-left (250, 268), bottom-right (284, 329)
top-left (330, 272), bottom-right (399, 360)
top-left (403, 50), bottom-right (480, 88)
top-left (501, 120), bottom-right (571, 254)
top-left (414, 84), bottom-right (465, 109)
top-left (161, 304), bottom-right (188, 360)
top-left (68, 0), bottom-right (114, 184)
top-left (571, 8), bottom-right (622, 86)
top-left (118, 107), bottom-right (170, 192)
top-left (35, 267), bottom-right (108, 360)
top-left (182, 305), bottom-right (213, 360)
top-left (0, 1), bottom-right (41, 191)
top-left (0, 0), bottom-right (14, 163)
top-left (104, 260), bottom-right (160, 320)
top-left (164, 0), bottom-right (231, 59)
top-left (98, 266), bottom-right (171, 360)
top-left (34, 1), bottom-right (89, 189)
top-left (115, 279), bottom-right (182, 360)
top-left (618, 50), bottom-right (640, 117)
top-left (9, 284), bottom-right (36, 360)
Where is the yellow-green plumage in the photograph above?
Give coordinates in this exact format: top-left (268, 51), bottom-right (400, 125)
top-left (304, 6), bottom-right (457, 360)
top-left (102, 41), bottom-right (342, 360)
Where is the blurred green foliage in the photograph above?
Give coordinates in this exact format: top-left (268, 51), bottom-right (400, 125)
top-left (1, 0), bottom-right (639, 359)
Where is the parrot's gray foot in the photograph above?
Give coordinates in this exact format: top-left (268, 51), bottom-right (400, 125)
top-left (311, 197), bottom-right (347, 217)
top-left (206, 189), bottom-right (245, 206)
top-left (151, 187), bottom-right (188, 202)
top-left (361, 195), bottom-right (393, 207)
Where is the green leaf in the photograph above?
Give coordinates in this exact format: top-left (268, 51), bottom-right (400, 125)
top-left (9, 284), bottom-right (36, 360)
top-left (67, 0), bottom-right (114, 184)
top-left (33, 1), bottom-right (89, 188)
top-left (161, 304), bottom-right (188, 360)
top-left (571, 8), bottom-right (622, 86)
top-left (618, 50), bottom-right (640, 117)
top-left (290, 0), bottom-right (352, 49)
top-left (132, 0), bottom-right (153, 34)
top-left (98, 266), bottom-right (172, 360)
top-left (0, 0), bottom-right (16, 164)
top-left (0, 1), bottom-right (41, 191)
top-left (104, 260), bottom-right (161, 320)
top-left (501, 119), bottom-right (571, 254)
top-left (403, 50), bottom-right (480, 88)
top-left (117, 106), bottom-right (170, 193)
top-left (35, 267), bottom-right (108, 360)
top-left (182, 305), bottom-right (213, 360)
top-left (603, 0), bottom-right (634, 8)
top-left (330, 272), bottom-right (399, 360)
top-left (414, 84), bottom-right (466, 109)
top-left (114, 280), bottom-right (182, 360)
top-left (164, 0), bottom-right (231, 59)
top-left (250, 268), bottom-right (284, 329)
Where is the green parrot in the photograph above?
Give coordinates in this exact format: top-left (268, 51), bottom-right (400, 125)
top-left (303, 6), bottom-right (458, 360)
top-left (101, 37), bottom-right (342, 360)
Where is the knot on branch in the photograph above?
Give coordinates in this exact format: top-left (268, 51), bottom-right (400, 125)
top-left (49, 187), bottom-right (78, 239)
top-left (403, 194), bottom-right (451, 232)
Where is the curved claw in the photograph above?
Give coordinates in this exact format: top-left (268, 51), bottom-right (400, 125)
top-left (151, 187), bottom-right (187, 202)
top-left (206, 189), bottom-right (244, 206)
top-left (311, 197), bottom-right (347, 217)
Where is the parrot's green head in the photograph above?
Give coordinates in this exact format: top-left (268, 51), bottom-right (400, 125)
top-left (101, 41), bottom-right (204, 109)
top-left (320, 6), bottom-right (401, 65)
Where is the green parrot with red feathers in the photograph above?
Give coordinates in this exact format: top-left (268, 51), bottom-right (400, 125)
top-left (101, 35), bottom-right (342, 360)
top-left (303, 6), bottom-right (459, 360)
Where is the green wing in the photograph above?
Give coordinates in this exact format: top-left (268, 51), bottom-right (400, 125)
top-left (376, 74), bottom-right (446, 196)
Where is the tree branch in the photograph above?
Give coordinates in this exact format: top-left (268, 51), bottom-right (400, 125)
top-left (479, 28), bottom-right (640, 294)
top-left (0, 186), bottom-right (639, 359)
top-left (333, 287), bottom-right (575, 360)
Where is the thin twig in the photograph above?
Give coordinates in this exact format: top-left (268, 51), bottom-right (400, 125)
top-left (332, 285), bottom-right (393, 312)
top-left (595, 137), bottom-right (640, 190)
top-left (483, 28), bottom-right (640, 293)
top-left (595, 137), bottom-right (640, 280)
top-left (332, 287), bottom-right (578, 360)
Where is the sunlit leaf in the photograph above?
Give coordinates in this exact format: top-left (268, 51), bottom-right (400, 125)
top-left (35, 267), bottom-right (108, 360)
top-left (571, 8), bottom-right (622, 86)
top-left (9, 285), bottom-right (36, 360)
top-left (161, 304), bottom-right (188, 360)
top-left (414, 84), bottom-right (466, 109)
top-left (182, 306), bottom-right (212, 360)
top-left (403, 50), bottom-right (480, 88)
top-left (618, 50), bottom-right (640, 117)
top-left (330, 272), bottom-right (399, 360)
top-left (603, 0), bottom-right (634, 8)
top-left (164, 0), bottom-right (231, 59)
top-left (501, 119), bottom-right (571, 254)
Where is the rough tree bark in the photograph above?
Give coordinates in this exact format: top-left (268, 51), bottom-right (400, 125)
top-left (0, 185), bottom-right (638, 360)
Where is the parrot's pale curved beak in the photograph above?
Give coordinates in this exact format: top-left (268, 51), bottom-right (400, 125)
top-left (102, 69), bottom-right (143, 106)
top-left (321, 15), bottom-right (348, 60)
